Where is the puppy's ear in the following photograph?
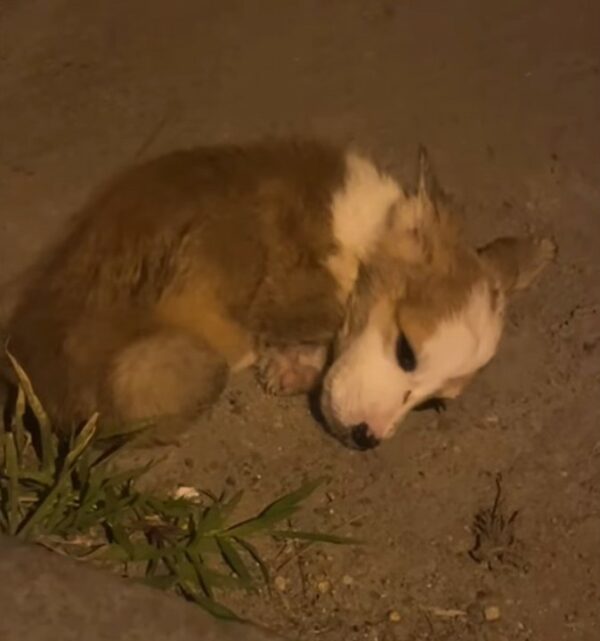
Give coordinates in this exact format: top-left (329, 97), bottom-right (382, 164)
top-left (410, 146), bottom-right (440, 231)
top-left (478, 236), bottom-right (557, 294)
top-left (383, 147), bottom-right (441, 264)
top-left (416, 145), bottom-right (438, 205)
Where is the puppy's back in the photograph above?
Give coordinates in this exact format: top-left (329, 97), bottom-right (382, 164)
top-left (3, 139), bottom-right (347, 432)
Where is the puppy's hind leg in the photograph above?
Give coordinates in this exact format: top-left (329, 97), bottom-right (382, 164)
top-left (106, 329), bottom-right (228, 444)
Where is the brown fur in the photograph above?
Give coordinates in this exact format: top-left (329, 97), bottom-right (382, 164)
top-left (2, 139), bottom-right (555, 446)
top-left (4, 140), bottom-right (347, 435)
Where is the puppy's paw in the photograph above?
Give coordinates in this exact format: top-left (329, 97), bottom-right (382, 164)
top-left (256, 344), bottom-right (327, 396)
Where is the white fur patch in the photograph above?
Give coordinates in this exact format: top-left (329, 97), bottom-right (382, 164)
top-left (415, 284), bottom-right (504, 393)
top-left (322, 283), bottom-right (504, 440)
top-left (326, 153), bottom-right (402, 297)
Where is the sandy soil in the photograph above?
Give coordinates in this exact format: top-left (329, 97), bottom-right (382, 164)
top-left (1, 1), bottom-right (599, 640)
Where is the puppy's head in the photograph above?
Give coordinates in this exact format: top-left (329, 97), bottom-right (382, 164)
top-left (321, 149), bottom-right (555, 450)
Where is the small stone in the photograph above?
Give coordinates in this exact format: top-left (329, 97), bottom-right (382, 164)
top-left (388, 610), bottom-right (402, 623)
top-left (317, 579), bottom-right (331, 594)
top-left (342, 574), bottom-right (354, 586)
top-left (173, 486), bottom-right (200, 501)
top-left (274, 575), bottom-right (288, 592)
top-left (484, 605), bottom-right (501, 621)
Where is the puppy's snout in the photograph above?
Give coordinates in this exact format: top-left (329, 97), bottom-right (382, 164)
top-left (350, 423), bottom-right (380, 450)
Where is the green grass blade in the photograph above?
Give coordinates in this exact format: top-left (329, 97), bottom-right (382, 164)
top-left (188, 534), bottom-right (221, 555)
top-left (17, 480), bottom-right (68, 539)
top-left (64, 414), bottom-right (98, 468)
top-left (217, 537), bottom-right (253, 586)
top-left (259, 477), bottom-right (325, 521)
top-left (15, 469), bottom-right (54, 486)
top-left (195, 502), bottom-right (225, 536)
top-left (226, 478), bottom-right (325, 538)
top-left (164, 549), bottom-right (200, 586)
top-left (235, 538), bottom-right (271, 588)
top-left (106, 520), bottom-right (135, 558)
top-left (11, 385), bottom-right (26, 459)
top-left (16, 417), bottom-right (96, 540)
top-left (43, 489), bottom-right (77, 535)
top-left (144, 537), bottom-right (161, 579)
top-left (177, 580), bottom-right (242, 621)
top-left (74, 446), bottom-right (94, 491)
top-left (193, 563), bottom-right (247, 592)
top-left (186, 551), bottom-right (215, 598)
top-left (19, 414), bottom-right (100, 538)
top-left (6, 349), bottom-right (55, 471)
top-left (4, 433), bottom-right (21, 534)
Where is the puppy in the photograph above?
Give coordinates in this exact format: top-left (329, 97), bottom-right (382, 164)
top-left (2, 140), bottom-right (555, 448)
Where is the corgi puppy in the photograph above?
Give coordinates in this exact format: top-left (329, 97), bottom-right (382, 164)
top-left (2, 140), bottom-right (555, 448)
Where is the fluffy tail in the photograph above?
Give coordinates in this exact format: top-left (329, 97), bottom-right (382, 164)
top-left (4, 294), bottom-right (229, 439)
top-left (106, 329), bottom-right (229, 437)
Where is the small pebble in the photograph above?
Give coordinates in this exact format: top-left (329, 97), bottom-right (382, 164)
top-left (484, 605), bottom-right (501, 621)
top-left (274, 576), bottom-right (288, 592)
top-left (317, 580), bottom-right (331, 594)
top-left (342, 574), bottom-right (354, 586)
top-left (173, 486), bottom-right (200, 501)
top-left (388, 610), bottom-right (402, 623)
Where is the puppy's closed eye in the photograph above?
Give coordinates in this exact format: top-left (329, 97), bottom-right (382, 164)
top-left (396, 332), bottom-right (417, 372)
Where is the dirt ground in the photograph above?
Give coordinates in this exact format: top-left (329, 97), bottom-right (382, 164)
top-left (1, 1), bottom-right (599, 640)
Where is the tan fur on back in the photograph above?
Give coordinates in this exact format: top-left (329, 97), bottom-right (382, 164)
top-left (155, 279), bottom-right (254, 368)
top-left (4, 140), bottom-right (347, 433)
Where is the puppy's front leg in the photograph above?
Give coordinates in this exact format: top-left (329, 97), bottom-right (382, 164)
top-left (249, 269), bottom-right (343, 396)
top-left (256, 343), bottom-right (329, 396)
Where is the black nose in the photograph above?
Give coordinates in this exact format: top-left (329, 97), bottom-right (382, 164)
top-left (350, 423), bottom-right (380, 450)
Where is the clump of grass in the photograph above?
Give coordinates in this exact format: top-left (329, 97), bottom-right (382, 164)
top-left (0, 350), bottom-right (357, 620)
